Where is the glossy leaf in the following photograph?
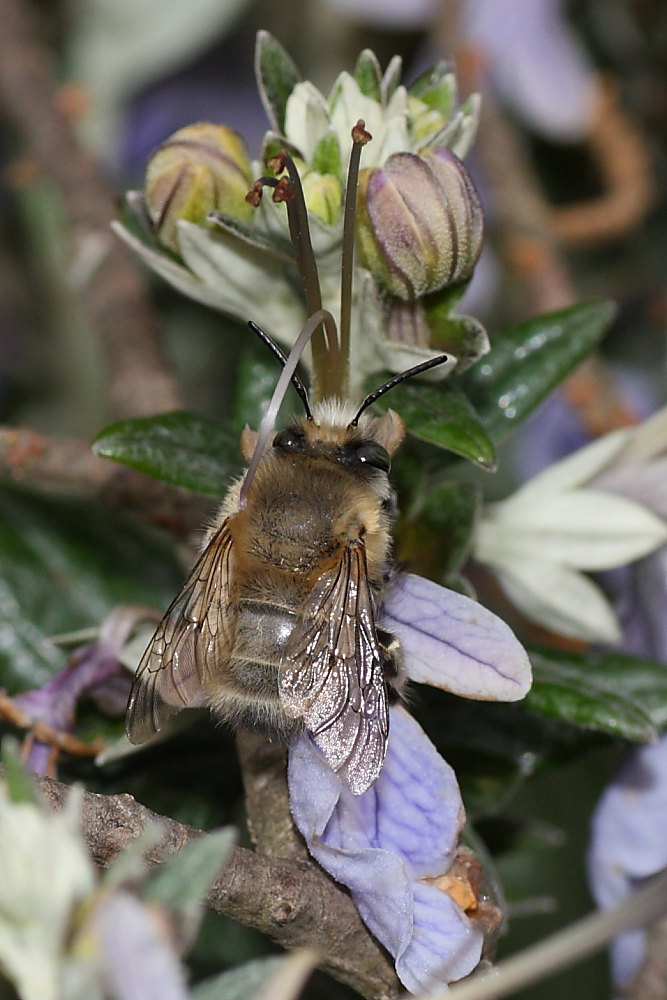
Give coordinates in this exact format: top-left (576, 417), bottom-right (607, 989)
top-left (407, 690), bottom-right (583, 819)
top-left (373, 378), bottom-right (496, 469)
top-left (464, 300), bottom-right (616, 441)
top-left (526, 647), bottom-right (667, 741)
top-left (420, 480), bottom-right (481, 579)
top-left (93, 411), bottom-right (243, 497)
top-left (232, 341), bottom-right (309, 433)
top-left (255, 31), bottom-right (302, 134)
top-left (0, 488), bottom-right (182, 690)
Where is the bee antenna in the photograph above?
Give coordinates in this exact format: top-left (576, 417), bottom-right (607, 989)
top-left (350, 354), bottom-right (452, 425)
top-left (240, 309), bottom-right (336, 508)
top-left (247, 321), bottom-right (313, 420)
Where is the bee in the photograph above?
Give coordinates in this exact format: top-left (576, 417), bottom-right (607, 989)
top-left (126, 323), bottom-right (449, 795)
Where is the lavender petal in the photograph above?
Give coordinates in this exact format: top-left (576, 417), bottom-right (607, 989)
top-left (589, 738), bottom-right (667, 986)
top-left (398, 881), bottom-right (484, 993)
top-left (382, 573), bottom-right (532, 700)
top-left (288, 707), bottom-right (482, 990)
top-left (90, 891), bottom-right (190, 1000)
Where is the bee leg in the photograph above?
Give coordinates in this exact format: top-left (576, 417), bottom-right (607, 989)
top-left (377, 628), bottom-right (406, 702)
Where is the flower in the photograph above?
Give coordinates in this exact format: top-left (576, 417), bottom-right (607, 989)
top-left (502, 388), bottom-right (667, 990)
top-left (588, 738), bottom-right (667, 989)
top-left (282, 55), bottom-right (478, 179)
top-left (0, 750), bottom-right (236, 1000)
top-left (144, 122), bottom-right (253, 252)
top-left (355, 148), bottom-right (483, 300)
top-left (461, 0), bottom-right (598, 144)
top-left (288, 570), bottom-right (531, 992)
top-left (9, 606), bottom-right (152, 776)
top-left (474, 411), bottom-right (667, 642)
top-left (113, 34), bottom-right (489, 397)
top-left (74, 891), bottom-right (192, 1000)
top-left (0, 785), bottom-right (94, 1000)
top-left (572, 406), bottom-right (667, 991)
top-left (289, 707), bottom-right (484, 993)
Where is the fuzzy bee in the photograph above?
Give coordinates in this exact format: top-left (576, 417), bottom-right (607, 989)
top-left (125, 318), bottom-right (450, 794)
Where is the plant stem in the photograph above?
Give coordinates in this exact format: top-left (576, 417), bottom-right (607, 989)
top-left (339, 120), bottom-right (372, 398)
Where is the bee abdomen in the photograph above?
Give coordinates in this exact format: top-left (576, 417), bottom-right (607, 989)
top-left (207, 600), bottom-right (301, 739)
top-left (233, 599), bottom-right (297, 676)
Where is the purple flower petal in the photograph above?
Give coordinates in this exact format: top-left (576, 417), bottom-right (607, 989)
top-left (612, 546), bottom-right (667, 663)
top-left (462, 0), bottom-right (597, 142)
top-left (288, 706), bottom-right (483, 991)
top-left (90, 891), bottom-right (190, 1000)
top-left (589, 737), bottom-right (667, 987)
top-left (382, 573), bottom-right (532, 701)
top-left (13, 607), bottom-right (150, 775)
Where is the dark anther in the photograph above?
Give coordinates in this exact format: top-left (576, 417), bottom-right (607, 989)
top-left (352, 119), bottom-right (373, 145)
top-left (267, 152), bottom-right (288, 175)
top-left (272, 176), bottom-right (294, 203)
top-left (245, 181), bottom-right (264, 207)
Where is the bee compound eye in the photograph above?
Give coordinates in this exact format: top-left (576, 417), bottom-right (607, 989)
top-left (341, 441), bottom-right (391, 473)
top-left (273, 427), bottom-right (306, 451)
top-left (356, 442), bottom-right (391, 473)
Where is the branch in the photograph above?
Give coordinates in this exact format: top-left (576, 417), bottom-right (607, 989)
top-left (236, 730), bottom-right (309, 862)
top-left (0, 425), bottom-right (212, 538)
top-left (626, 917), bottom-right (667, 1000)
top-left (0, 0), bottom-right (182, 419)
top-left (34, 771), bottom-right (401, 1000)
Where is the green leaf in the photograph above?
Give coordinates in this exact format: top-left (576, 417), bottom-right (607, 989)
top-left (232, 341), bottom-right (307, 433)
top-left (93, 411), bottom-right (243, 497)
top-left (420, 480), bottom-right (481, 578)
top-left (0, 488), bottom-right (182, 690)
top-left (395, 478), bottom-right (480, 586)
top-left (354, 49), bottom-right (382, 101)
top-left (423, 289), bottom-right (490, 375)
top-left (413, 690), bottom-right (587, 818)
top-left (255, 31), bottom-right (302, 134)
top-left (464, 300), bottom-right (616, 442)
top-left (414, 76), bottom-right (457, 120)
top-left (194, 952), bottom-right (316, 1000)
top-left (311, 130), bottom-right (342, 178)
top-left (193, 958), bottom-right (284, 1000)
top-left (260, 131), bottom-right (303, 166)
top-left (373, 378), bottom-right (496, 469)
top-left (1, 739), bottom-right (41, 804)
top-left (145, 827), bottom-right (236, 943)
top-left (526, 646), bottom-right (667, 742)
top-left (408, 59), bottom-right (456, 112)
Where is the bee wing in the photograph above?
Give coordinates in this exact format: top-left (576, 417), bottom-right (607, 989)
top-left (280, 542), bottom-right (388, 795)
top-left (126, 521), bottom-right (235, 744)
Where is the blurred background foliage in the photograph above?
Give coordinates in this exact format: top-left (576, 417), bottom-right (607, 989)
top-left (0, 1), bottom-right (666, 998)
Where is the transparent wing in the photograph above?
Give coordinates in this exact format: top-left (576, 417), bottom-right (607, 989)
top-left (280, 542), bottom-right (389, 795)
top-left (126, 521), bottom-right (235, 744)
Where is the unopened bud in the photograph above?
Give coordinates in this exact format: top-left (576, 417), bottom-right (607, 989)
top-left (301, 170), bottom-right (342, 225)
top-left (356, 149), bottom-right (483, 300)
top-left (145, 123), bottom-right (253, 252)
